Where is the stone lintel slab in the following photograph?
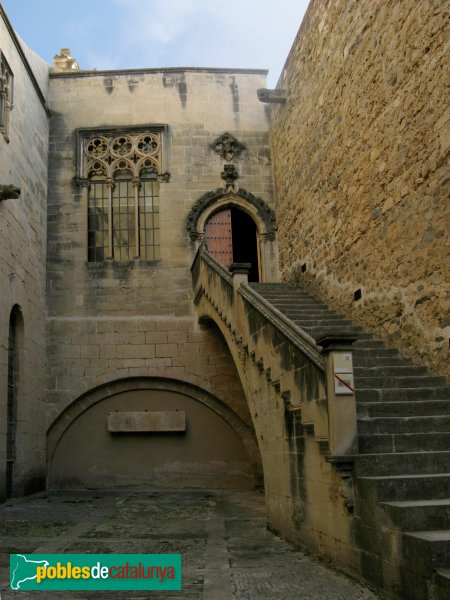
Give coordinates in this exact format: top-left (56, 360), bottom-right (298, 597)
top-left (108, 411), bottom-right (186, 432)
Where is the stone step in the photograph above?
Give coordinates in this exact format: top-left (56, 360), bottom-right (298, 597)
top-left (354, 365), bottom-right (428, 377)
top-left (256, 294), bottom-right (324, 303)
top-left (250, 284), bottom-right (306, 293)
top-left (354, 451), bottom-right (450, 476)
top-left (307, 326), bottom-right (363, 339)
top-left (379, 499), bottom-right (450, 531)
top-left (402, 530), bottom-right (450, 576)
top-left (343, 332), bottom-right (374, 340)
top-left (279, 309), bottom-right (351, 320)
top-left (251, 290), bottom-right (317, 300)
top-left (358, 415), bottom-right (450, 435)
top-left (275, 308), bottom-right (341, 317)
top-left (356, 387), bottom-right (450, 403)
top-left (355, 375), bottom-right (447, 389)
top-left (292, 318), bottom-right (355, 328)
top-left (352, 347), bottom-right (403, 359)
top-left (353, 355), bottom-right (411, 367)
top-left (356, 473), bottom-right (450, 502)
top-left (272, 306), bottom-right (340, 315)
top-left (400, 556), bottom-right (450, 600)
top-left (357, 400), bottom-right (450, 417)
top-left (259, 292), bottom-right (323, 299)
top-left (358, 431), bottom-right (450, 454)
top-left (352, 339), bottom-right (389, 349)
top-left (434, 569), bottom-right (450, 600)
top-left (268, 300), bottom-right (328, 308)
top-left (273, 305), bottom-right (332, 314)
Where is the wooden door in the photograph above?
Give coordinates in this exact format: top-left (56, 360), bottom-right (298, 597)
top-left (204, 209), bottom-right (233, 268)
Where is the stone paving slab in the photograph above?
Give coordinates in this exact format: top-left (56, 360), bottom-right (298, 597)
top-left (0, 490), bottom-right (380, 599)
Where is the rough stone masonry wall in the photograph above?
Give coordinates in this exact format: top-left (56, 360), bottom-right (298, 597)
top-left (0, 12), bottom-right (49, 498)
top-left (271, 0), bottom-right (450, 376)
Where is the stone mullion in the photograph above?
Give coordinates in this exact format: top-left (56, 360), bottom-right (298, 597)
top-left (0, 87), bottom-right (6, 136)
top-left (4, 96), bottom-right (11, 141)
top-left (77, 180), bottom-right (90, 262)
top-left (132, 177), bottom-right (140, 259)
top-left (106, 179), bottom-right (114, 259)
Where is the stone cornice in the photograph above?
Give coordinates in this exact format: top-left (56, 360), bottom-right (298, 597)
top-left (50, 67), bottom-right (268, 79)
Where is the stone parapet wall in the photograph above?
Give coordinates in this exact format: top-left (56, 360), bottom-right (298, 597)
top-left (270, 0), bottom-right (449, 375)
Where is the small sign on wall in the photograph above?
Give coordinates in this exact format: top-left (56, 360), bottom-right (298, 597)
top-left (332, 353), bottom-right (355, 395)
top-left (108, 411), bottom-right (186, 432)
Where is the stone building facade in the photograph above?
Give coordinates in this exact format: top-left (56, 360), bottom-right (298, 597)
top-left (0, 1), bottom-right (449, 597)
top-left (45, 65), bottom-right (274, 490)
top-left (1, 3), bottom-right (277, 497)
top-left (0, 6), bottom-right (49, 499)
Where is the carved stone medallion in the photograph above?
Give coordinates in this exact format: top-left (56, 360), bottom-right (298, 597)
top-left (210, 132), bottom-right (245, 162)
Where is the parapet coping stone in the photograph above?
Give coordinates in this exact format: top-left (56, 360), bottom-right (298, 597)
top-left (50, 66), bottom-right (269, 79)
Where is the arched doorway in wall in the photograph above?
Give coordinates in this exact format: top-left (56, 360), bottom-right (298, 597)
top-left (47, 378), bottom-right (262, 491)
top-left (6, 305), bottom-right (23, 498)
top-left (186, 188), bottom-right (278, 283)
top-left (205, 207), bottom-right (260, 282)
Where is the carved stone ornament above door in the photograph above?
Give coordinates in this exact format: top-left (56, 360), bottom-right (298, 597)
top-left (210, 132), bottom-right (246, 162)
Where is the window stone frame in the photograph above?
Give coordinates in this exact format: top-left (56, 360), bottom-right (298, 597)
top-left (0, 50), bottom-right (14, 143)
top-left (74, 125), bottom-right (170, 263)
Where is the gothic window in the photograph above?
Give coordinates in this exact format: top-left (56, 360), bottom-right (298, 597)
top-left (0, 51), bottom-right (13, 142)
top-left (81, 130), bottom-right (164, 262)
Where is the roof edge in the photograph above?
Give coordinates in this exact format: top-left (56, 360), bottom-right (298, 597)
top-left (50, 66), bottom-right (269, 79)
top-left (0, 3), bottom-right (49, 113)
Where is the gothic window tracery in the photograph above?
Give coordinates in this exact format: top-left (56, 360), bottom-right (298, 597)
top-left (0, 51), bottom-right (13, 142)
top-left (80, 130), bottom-right (166, 262)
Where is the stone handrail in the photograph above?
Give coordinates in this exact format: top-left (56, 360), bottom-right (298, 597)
top-left (192, 245), bottom-right (324, 369)
top-left (191, 245), bottom-right (331, 446)
top-left (238, 284), bottom-right (325, 371)
top-left (191, 245), bottom-right (358, 458)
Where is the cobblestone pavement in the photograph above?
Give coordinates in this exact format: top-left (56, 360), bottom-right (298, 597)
top-left (0, 490), bottom-right (381, 599)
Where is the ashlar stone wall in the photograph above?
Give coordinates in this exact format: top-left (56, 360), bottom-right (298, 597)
top-left (270, 0), bottom-right (449, 375)
top-left (46, 68), bottom-right (273, 484)
top-left (0, 10), bottom-right (49, 498)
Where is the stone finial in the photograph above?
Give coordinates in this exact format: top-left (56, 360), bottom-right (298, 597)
top-left (0, 184), bottom-right (21, 200)
top-left (220, 164), bottom-right (239, 193)
top-left (53, 48), bottom-right (80, 72)
top-left (257, 88), bottom-right (287, 104)
top-left (221, 164), bottom-right (239, 186)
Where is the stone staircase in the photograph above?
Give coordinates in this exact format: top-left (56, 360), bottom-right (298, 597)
top-left (249, 282), bottom-right (450, 600)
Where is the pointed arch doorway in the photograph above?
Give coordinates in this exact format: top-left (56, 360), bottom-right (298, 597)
top-left (204, 207), bottom-right (260, 282)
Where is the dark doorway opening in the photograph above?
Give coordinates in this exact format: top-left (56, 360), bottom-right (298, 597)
top-left (230, 208), bottom-right (259, 282)
top-left (205, 207), bottom-right (260, 282)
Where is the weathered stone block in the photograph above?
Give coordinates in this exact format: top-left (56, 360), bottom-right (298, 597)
top-left (107, 411), bottom-right (186, 432)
